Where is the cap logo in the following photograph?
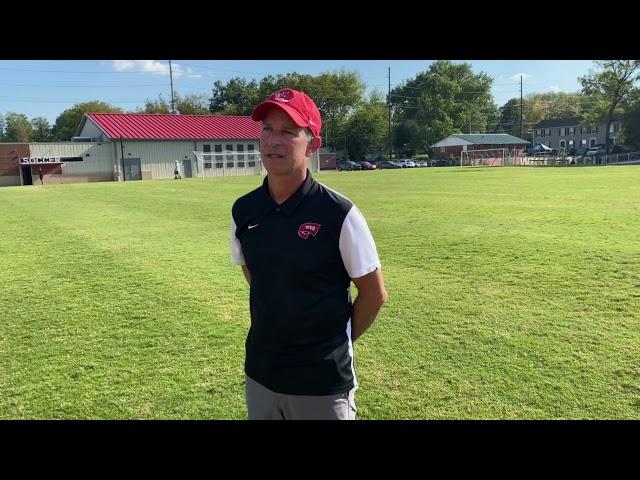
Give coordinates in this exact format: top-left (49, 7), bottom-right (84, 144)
top-left (274, 89), bottom-right (294, 102)
top-left (298, 222), bottom-right (321, 239)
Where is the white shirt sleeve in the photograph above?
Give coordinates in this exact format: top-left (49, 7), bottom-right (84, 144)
top-left (230, 216), bottom-right (246, 265)
top-left (339, 205), bottom-right (381, 279)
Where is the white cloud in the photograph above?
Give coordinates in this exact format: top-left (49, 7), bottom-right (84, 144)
top-left (510, 73), bottom-right (530, 81)
top-left (112, 60), bottom-right (169, 75)
top-left (110, 60), bottom-right (200, 78)
top-left (549, 85), bottom-right (561, 92)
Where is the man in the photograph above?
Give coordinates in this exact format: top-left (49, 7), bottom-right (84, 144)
top-left (231, 88), bottom-right (388, 420)
top-left (174, 160), bottom-right (182, 179)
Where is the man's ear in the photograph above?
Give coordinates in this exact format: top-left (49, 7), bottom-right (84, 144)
top-left (307, 136), bottom-right (321, 156)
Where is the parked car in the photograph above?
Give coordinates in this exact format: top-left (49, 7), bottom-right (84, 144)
top-left (414, 161), bottom-right (429, 167)
top-left (377, 161), bottom-right (402, 169)
top-left (395, 159), bottom-right (416, 168)
top-left (337, 160), bottom-right (362, 171)
top-left (585, 145), bottom-right (607, 157)
top-left (357, 161), bottom-right (377, 170)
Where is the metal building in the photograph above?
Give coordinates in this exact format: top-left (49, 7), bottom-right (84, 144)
top-left (0, 113), bottom-right (321, 187)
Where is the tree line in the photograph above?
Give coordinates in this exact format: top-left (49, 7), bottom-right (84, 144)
top-left (1, 60), bottom-right (638, 157)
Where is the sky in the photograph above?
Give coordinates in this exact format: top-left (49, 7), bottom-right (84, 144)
top-left (0, 60), bottom-right (597, 125)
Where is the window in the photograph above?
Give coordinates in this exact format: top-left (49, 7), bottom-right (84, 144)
top-left (237, 144), bottom-right (245, 167)
top-left (568, 127), bottom-right (575, 135)
top-left (225, 144), bottom-right (234, 168)
top-left (591, 126), bottom-right (597, 134)
top-left (214, 144), bottom-right (223, 168)
top-left (248, 144), bottom-right (256, 167)
top-left (546, 128), bottom-right (551, 137)
top-left (560, 140), bottom-right (566, 148)
top-left (204, 162), bottom-right (212, 169)
top-left (568, 140), bottom-right (574, 148)
top-left (590, 138), bottom-right (597, 148)
top-left (559, 128), bottom-right (563, 136)
top-left (536, 129), bottom-right (541, 137)
top-left (581, 139), bottom-right (587, 147)
top-left (203, 144), bottom-right (211, 162)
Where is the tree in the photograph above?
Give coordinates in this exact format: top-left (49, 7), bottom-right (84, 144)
top-left (4, 112), bottom-right (33, 142)
top-left (209, 71), bottom-right (366, 150)
top-left (209, 78), bottom-right (260, 115)
top-left (343, 91), bottom-right (388, 161)
top-left (620, 89), bottom-right (640, 149)
top-left (137, 94), bottom-right (171, 114)
top-left (52, 101), bottom-right (123, 141)
top-left (497, 92), bottom-right (587, 141)
top-left (390, 60), bottom-right (498, 151)
top-left (392, 120), bottom-right (427, 157)
top-left (308, 71), bottom-right (365, 150)
top-left (579, 60), bottom-right (640, 153)
top-left (175, 93), bottom-right (209, 115)
top-left (30, 117), bottom-right (53, 142)
top-left (0, 113), bottom-right (5, 140)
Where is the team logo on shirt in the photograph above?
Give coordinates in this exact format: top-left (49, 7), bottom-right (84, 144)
top-left (298, 222), bottom-right (321, 239)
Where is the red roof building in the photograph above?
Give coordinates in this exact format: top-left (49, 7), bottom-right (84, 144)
top-left (79, 113), bottom-right (260, 141)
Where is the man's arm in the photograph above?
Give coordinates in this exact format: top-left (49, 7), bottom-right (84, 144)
top-left (241, 265), bottom-right (251, 285)
top-left (350, 267), bottom-right (387, 342)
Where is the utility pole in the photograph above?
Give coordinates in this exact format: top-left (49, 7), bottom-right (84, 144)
top-left (388, 66), bottom-right (392, 159)
top-left (169, 60), bottom-right (176, 114)
top-left (520, 75), bottom-right (524, 139)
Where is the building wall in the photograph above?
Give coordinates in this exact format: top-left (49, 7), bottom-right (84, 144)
top-left (437, 144), bottom-right (526, 160)
top-left (319, 152), bottom-right (337, 170)
top-left (30, 143), bottom-right (115, 182)
top-left (0, 143), bottom-right (29, 186)
top-left (77, 121), bottom-right (106, 141)
top-left (533, 121), bottom-right (622, 149)
top-left (2, 135), bottom-right (318, 187)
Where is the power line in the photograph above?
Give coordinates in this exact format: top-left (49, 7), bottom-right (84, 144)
top-left (0, 82), bottom-right (169, 88)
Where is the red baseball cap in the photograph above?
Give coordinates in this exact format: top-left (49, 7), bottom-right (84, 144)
top-left (251, 88), bottom-right (322, 139)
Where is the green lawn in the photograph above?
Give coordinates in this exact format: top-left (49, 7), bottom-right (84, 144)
top-left (1, 166), bottom-right (639, 419)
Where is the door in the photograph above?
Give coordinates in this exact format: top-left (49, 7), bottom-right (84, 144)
top-left (182, 159), bottom-right (193, 178)
top-left (21, 166), bottom-right (33, 185)
top-left (122, 158), bottom-right (142, 181)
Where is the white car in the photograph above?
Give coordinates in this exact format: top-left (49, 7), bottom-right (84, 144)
top-left (396, 159), bottom-right (416, 168)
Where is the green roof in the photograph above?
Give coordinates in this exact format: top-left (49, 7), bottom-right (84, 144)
top-left (454, 134), bottom-right (529, 145)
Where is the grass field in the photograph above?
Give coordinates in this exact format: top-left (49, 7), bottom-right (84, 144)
top-left (1, 166), bottom-right (639, 419)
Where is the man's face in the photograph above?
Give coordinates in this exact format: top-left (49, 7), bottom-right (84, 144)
top-left (260, 108), bottom-right (313, 177)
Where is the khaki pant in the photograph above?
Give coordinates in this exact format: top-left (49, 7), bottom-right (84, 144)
top-left (245, 375), bottom-right (357, 420)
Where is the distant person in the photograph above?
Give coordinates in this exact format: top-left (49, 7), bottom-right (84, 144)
top-left (174, 160), bottom-right (182, 179)
top-left (38, 167), bottom-right (44, 185)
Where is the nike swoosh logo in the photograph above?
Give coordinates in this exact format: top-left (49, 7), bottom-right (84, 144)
top-left (248, 224), bottom-right (259, 230)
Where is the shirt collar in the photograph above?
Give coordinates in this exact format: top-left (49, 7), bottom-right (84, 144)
top-left (261, 169), bottom-right (316, 216)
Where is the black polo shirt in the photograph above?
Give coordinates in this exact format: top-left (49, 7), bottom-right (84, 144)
top-left (231, 170), bottom-right (381, 395)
